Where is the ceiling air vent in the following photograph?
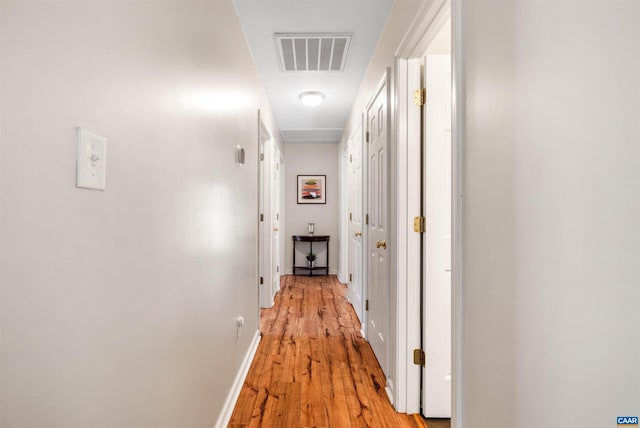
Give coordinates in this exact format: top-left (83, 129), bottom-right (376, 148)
top-left (275, 33), bottom-right (352, 72)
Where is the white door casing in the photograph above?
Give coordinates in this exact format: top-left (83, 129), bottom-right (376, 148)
top-left (393, 57), bottom-right (423, 413)
top-left (422, 54), bottom-right (452, 418)
top-left (366, 73), bottom-right (390, 379)
top-left (258, 127), bottom-right (281, 309)
top-left (347, 119), bottom-right (365, 330)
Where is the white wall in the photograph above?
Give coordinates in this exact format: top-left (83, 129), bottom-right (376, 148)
top-left (284, 143), bottom-right (339, 274)
top-left (459, 1), bottom-right (640, 427)
top-left (0, 1), bottom-right (279, 426)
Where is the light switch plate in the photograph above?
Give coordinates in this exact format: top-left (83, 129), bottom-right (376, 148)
top-left (76, 127), bottom-right (106, 190)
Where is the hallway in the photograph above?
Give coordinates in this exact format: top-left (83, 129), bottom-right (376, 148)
top-left (229, 275), bottom-right (427, 427)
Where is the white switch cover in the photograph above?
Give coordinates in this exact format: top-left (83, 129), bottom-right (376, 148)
top-left (76, 127), bottom-right (106, 190)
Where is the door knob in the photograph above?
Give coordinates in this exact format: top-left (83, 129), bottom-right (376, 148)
top-left (376, 240), bottom-right (387, 249)
top-left (355, 231), bottom-right (362, 237)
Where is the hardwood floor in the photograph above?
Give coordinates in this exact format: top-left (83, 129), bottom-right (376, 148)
top-left (229, 275), bottom-right (428, 428)
top-left (423, 420), bottom-right (450, 428)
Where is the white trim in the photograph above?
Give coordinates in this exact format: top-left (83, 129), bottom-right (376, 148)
top-left (406, 58), bottom-right (422, 413)
top-left (346, 114), bottom-right (366, 335)
top-left (363, 69), bottom-right (394, 398)
top-left (394, 56), bottom-right (423, 414)
top-left (259, 117), bottom-right (274, 310)
top-left (337, 272), bottom-right (348, 284)
top-left (365, 70), bottom-right (389, 112)
top-left (396, 0), bottom-right (450, 59)
top-left (394, 57), bottom-right (409, 413)
top-left (387, 67), bottom-right (399, 409)
top-left (339, 145), bottom-right (350, 285)
top-left (214, 329), bottom-right (261, 428)
top-left (451, 0), bottom-right (463, 426)
top-left (386, 383), bottom-right (394, 405)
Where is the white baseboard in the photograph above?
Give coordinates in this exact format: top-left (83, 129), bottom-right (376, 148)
top-left (214, 329), bottom-right (261, 428)
top-left (386, 384), bottom-right (395, 407)
top-left (385, 376), bottom-right (397, 408)
top-left (336, 272), bottom-right (347, 284)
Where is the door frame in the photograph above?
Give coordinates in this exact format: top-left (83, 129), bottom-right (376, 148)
top-left (393, 57), bottom-right (422, 413)
top-left (270, 144), bottom-right (282, 302)
top-left (258, 111), bottom-right (275, 309)
top-left (394, 0), bottom-right (462, 422)
top-left (346, 118), bottom-right (366, 332)
top-left (339, 143), bottom-right (350, 285)
top-left (451, 2), bottom-right (463, 424)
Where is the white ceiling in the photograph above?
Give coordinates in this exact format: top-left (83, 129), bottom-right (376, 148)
top-left (234, 0), bottom-right (393, 144)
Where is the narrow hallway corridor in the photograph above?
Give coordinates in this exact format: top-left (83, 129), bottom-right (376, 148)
top-left (229, 275), bottom-right (427, 427)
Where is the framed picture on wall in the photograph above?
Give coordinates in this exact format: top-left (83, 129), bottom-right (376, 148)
top-left (297, 175), bottom-right (326, 204)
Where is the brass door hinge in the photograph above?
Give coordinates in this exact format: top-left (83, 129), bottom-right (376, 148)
top-left (260, 276), bottom-right (264, 285)
top-left (365, 131), bottom-right (370, 143)
top-left (366, 299), bottom-right (369, 311)
top-left (413, 88), bottom-right (426, 106)
top-left (277, 266), bottom-right (279, 273)
top-left (413, 349), bottom-right (425, 366)
top-left (349, 154), bottom-right (353, 163)
top-left (414, 216), bottom-right (425, 233)
top-left (260, 153), bottom-right (264, 161)
top-left (260, 213), bottom-right (264, 222)
top-left (277, 213), bottom-right (279, 220)
top-left (349, 212), bottom-right (353, 221)
top-left (349, 273), bottom-right (352, 282)
top-left (366, 214), bottom-right (369, 225)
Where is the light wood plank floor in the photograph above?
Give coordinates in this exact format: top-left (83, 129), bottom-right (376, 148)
top-left (229, 275), bottom-right (429, 428)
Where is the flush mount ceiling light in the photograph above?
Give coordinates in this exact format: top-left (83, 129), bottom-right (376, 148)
top-left (299, 91), bottom-right (325, 107)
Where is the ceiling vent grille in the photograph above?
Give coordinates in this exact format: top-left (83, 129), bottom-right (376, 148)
top-left (275, 33), bottom-right (352, 72)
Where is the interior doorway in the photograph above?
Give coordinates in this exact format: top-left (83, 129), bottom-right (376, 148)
top-left (365, 72), bottom-right (391, 390)
top-left (394, 0), bottom-right (455, 420)
top-left (258, 111), bottom-right (282, 309)
top-left (347, 119), bottom-right (365, 332)
top-left (270, 145), bottom-right (282, 302)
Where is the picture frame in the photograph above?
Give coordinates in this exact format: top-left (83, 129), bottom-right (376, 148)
top-left (297, 175), bottom-right (326, 204)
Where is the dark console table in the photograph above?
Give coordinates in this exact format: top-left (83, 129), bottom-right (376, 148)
top-left (292, 235), bottom-right (330, 276)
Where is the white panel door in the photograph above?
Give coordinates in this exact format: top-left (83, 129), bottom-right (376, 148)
top-left (347, 120), bottom-right (364, 328)
top-left (366, 78), bottom-right (389, 376)
top-left (422, 54), bottom-right (452, 418)
top-left (271, 145), bottom-right (281, 300)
